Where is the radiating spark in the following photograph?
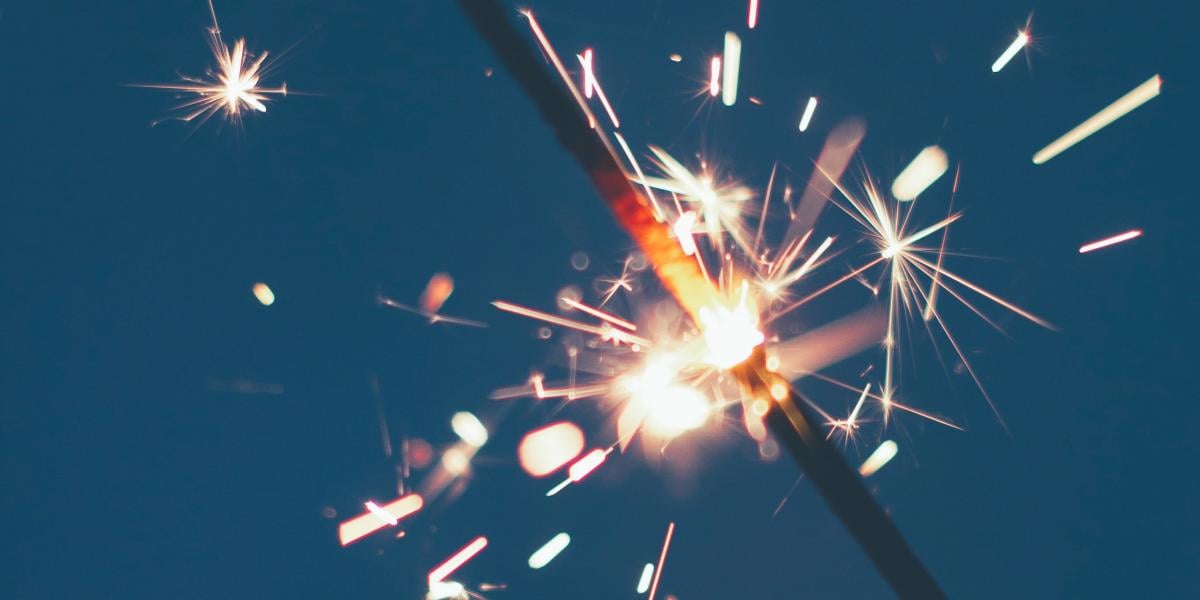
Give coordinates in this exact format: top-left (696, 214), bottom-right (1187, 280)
top-left (252, 282), bottom-right (274, 306)
top-left (576, 51), bottom-right (621, 128)
top-left (891, 145), bottom-right (948, 201)
top-left (798, 96), bottom-right (818, 132)
top-left (721, 32), bottom-right (741, 107)
top-left (647, 522), bottom-right (675, 600)
top-left (1033, 75), bottom-right (1162, 164)
top-left (338, 494), bottom-right (423, 546)
top-left (139, 0), bottom-right (287, 127)
top-left (492, 300), bottom-right (650, 346)
top-left (709, 57), bottom-right (721, 97)
top-left (1079, 229), bottom-right (1142, 253)
top-left (581, 48), bottom-right (595, 98)
top-left (527, 533), bottom-right (571, 569)
top-left (859, 440), bottom-right (898, 477)
top-left (991, 30), bottom-right (1029, 73)
top-left (518, 421), bottom-right (585, 477)
top-left (747, 0), bottom-right (760, 29)
top-left (428, 536), bottom-right (489, 586)
top-left (450, 412), bottom-right (489, 448)
top-left (636, 563), bottom-right (655, 593)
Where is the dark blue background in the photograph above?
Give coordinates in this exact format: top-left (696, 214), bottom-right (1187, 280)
top-left (3, 1), bottom-right (1196, 597)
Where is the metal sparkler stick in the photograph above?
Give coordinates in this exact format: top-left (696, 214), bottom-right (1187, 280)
top-left (456, 1), bottom-right (945, 596)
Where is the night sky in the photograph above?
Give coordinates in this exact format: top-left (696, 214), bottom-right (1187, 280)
top-left (3, 1), bottom-right (1197, 598)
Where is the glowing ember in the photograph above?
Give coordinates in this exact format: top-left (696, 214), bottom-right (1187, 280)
top-left (251, 282), bottom-right (274, 306)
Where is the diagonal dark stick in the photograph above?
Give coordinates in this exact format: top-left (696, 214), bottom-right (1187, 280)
top-left (456, 1), bottom-right (945, 597)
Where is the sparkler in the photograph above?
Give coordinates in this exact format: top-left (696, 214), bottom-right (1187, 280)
top-left (1033, 75), bottom-right (1162, 164)
top-left (138, 0), bottom-right (288, 128)
top-left (1079, 229), bottom-right (1142, 253)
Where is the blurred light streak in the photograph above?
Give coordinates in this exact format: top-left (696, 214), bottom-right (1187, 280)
top-left (636, 563), bottom-right (655, 593)
top-left (1033, 75), bottom-right (1161, 164)
top-left (527, 533), bottom-right (571, 569)
top-left (709, 56), bottom-right (721, 97)
top-left (576, 51), bottom-right (621, 128)
top-left (747, 0), bottom-right (760, 29)
top-left (252, 282), bottom-right (275, 306)
top-left (568, 448), bottom-right (608, 481)
top-left (450, 412), bottom-right (489, 448)
top-left (614, 131), bottom-right (666, 221)
top-left (669, 53), bottom-right (682, 62)
top-left (1079, 229), bottom-right (1142, 253)
top-left (492, 300), bottom-right (651, 346)
top-left (426, 581), bottom-right (465, 600)
top-left (561, 297), bottom-right (638, 330)
top-left (721, 32), bottom-right (741, 106)
top-left (798, 96), bottom-right (818, 132)
top-left (859, 440), bottom-right (898, 477)
top-left (581, 48), bottom-right (595, 98)
top-left (364, 501), bottom-right (398, 525)
top-left (428, 536), bottom-right (489, 586)
top-left (891, 146), bottom-right (948, 201)
top-left (647, 522), bottom-right (675, 600)
top-left (673, 212), bottom-right (698, 255)
top-left (990, 31), bottom-right (1029, 73)
top-left (338, 494), bottom-right (423, 546)
top-left (518, 421), bottom-right (585, 476)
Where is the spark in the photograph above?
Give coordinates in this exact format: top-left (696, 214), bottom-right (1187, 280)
top-left (518, 421), bottom-right (585, 477)
top-left (673, 212), bottom-right (699, 256)
top-left (859, 440), bottom-right (898, 477)
top-left (1079, 229), bottom-right (1142, 253)
top-left (991, 30), bottom-right (1029, 73)
top-left (420, 273), bottom-right (456, 314)
top-left (252, 282), bottom-right (274, 306)
top-left (428, 536), bottom-right (489, 586)
top-left (139, 0), bottom-right (287, 127)
top-left (338, 494), bottom-right (423, 546)
top-left (561, 297), bottom-right (638, 331)
top-left (698, 282), bottom-right (764, 369)
top-left (669, 53), bottom-right (682, 63)
top-left (747, 0), bottom-right (760, 29)
top-left (636, 563), bottom-right (655, 593)
top-left (891, 145), bottom-right (949, 202)
top-left (426, 581), bottom-right (466, 600)
top-left (709, 56), bottom-right (721, 97)
top-left (576, 51), bottom-right (621, 128)
top-left (647, 522), bottom-right (675, 600)
top-left (450, 412), bottom-right (489, 448)
top-left (1033, 75), bottom-right (1162, 164)
top-left (492, 300), bottom-right (650, 346)
top-left (581, 48), bottom-right (595, 98)
top-left (798, 96), bottom-right (818, 132)
top-left (527, 533), bottom-right (571, 569)
top-left (568, 448), bottom-right (608, 481)
top-left (722, 32), bottom-right (742, 107)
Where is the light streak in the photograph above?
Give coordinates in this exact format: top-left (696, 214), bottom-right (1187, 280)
top-left (673, 212), bottom-right (698, 256)
top-left (450, 412), bottom-right (489, 448)
top-left (798, 96), bottom-right (818, 132)
top-left (747, 0), bottom-right (760, 29)
top-left (561, 297), bottom-right (638, 331)
top-left (338, 494), bottom-right (423, 546)
top-left (581, 48), bottom-right (595, 98)
top-left (527, 532), bottom-right (571, 569)
top-left (492, 300), bottom-right (651, 346)
top-left (614, 131), bottom-right (666, 221)
top-left (891, 146), bottom-right (948, 201)
top-left (991, 31), bottom-right (1029, 73)
top-left (636, 563), bottom-right (655, 593)
top-left (1033, 75), bottom-right (1162, 164)
top-left (1079, 229), bottom-right (1142, 253)
top-left (576, 51), bottom-right (621, 128)
top-left (568, 448), bottom-right (608, 481)
top-left (518, 421), bottom-right (585, 477)
top-left (252, 282), bottom-right (274, 306)
top-left (647, 522), bottom-right (675, 600)
top-left (428, 536), bottom-right (489, 586)
top-left (709, 56), bottom-right (721, 97)
top-left (859, 440), bottom-right (898, 477)
top-left (721, 32), bottom-right (741, 106)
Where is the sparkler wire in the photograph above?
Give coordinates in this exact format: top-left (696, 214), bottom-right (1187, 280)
top-left (456, 1), bottom-right (945, 597)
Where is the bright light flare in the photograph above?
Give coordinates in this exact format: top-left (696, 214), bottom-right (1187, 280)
top-left (859, 440), bottom-right (898, 477)
top-left (426, 581), bottom-right (466, 600)
top-left (891, 145), bottom-right (948, 201)
top-left (643, 385), bottom-right (710, 437)
top-left (1079, 229), bottom-right (1142, 253)
top-left (798, 96), bottom-right (818, 132)
top-left (721, 32), bottom-right (741, 106)
top-left (252, 282), bottom-right (274, 306)
top-left (338, 494), bottom-right (423, 546)
top-left (450, 412), bottom-right (488, 448)
top-left (428, 536), bottom-right (489, 586)
top-left (1033, 75), bottom-right (1162, 164)
top-left (698, 283), bottom-right (764, 368)
top-left (518, 421), bottom-right (585, 477)
top-left (991, 31), bottom-right (1029, 73)
top-left (527, 532), bottom-right (571, 569)
top-left (709, 56), bottom-right (721, 97)
top-left (636, 563), bottom-right (655, 593)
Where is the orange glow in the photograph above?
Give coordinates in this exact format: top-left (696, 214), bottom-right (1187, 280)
top-left (420, 273), bottom-right (454, 314)
top-left (252, 282), bottom-right (275, 306)
top-left (428, 536), bottom-right (489, 586)
top-left (518, 421), bottom-right (585, 477)
top-left (338, 494), bottom-right (423, 546)
top-left (568, 448), bottom-right (607, 482)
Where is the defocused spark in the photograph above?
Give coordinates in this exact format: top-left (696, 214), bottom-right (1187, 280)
top-left (709, 57), bottom-right (721, 97)
top-left (798, 96), bottom-right (818, 132)
top-left (721, 32), bottom-right (742, 107)
top-left (647, 522), bottom-right (675, 600)
top-left (426, 581), bottom-right (466, 600)
top-left (568, 448), bottom-right (608, 481)
top-left (338, 494), bottom-right (423, 546)
top-left (636, 563), bottom-right (655, 594)
top-left (428, 536), bottom-right (489, 586)
top-left (1079, 229), bottom-right (1142, 253)
top-left (991, 31), bottom-right (1029, 73)
top-left (891, 145), bottom-right (949, 202)
top-left (1033, 75), bottom-right (1162, 164)
top-left (381, 273), bottom-right (487, 327)
top-left (527, 533), bottom-right (571, 569)
top-left (252, 282), bottom-right (274, 306)
top-left (859, 440), bottom-right (899, 477)
top-left (669, 53), bottom-right (682, 63)
top-left (518, 421), bottom-right (585, 477)
top-left (747, 0), bottom-right (760, 29)
top-left (450, 412), bottom-right (489, 448)
top-left (364, 501), bottom-right (399, 526)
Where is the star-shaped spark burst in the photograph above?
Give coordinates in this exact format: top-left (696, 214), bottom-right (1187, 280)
top-left (138, 1), bottom-right (287, 128)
